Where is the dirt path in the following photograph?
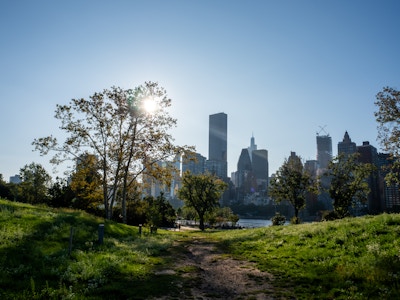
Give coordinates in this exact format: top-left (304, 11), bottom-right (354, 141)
top-left (155, 237), bottom-right (276, 299)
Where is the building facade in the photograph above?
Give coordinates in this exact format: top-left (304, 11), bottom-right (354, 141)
top-left (338, 131), bottom-right (357, 156)
top-left (316, 133), bottom-right (332, 170)
top-left (207, 112), bottom-right (228, 179)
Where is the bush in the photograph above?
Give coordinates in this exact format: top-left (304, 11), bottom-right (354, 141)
top-left (271, 212), bottom-right (286, 226)
top-left (290, 216), bottom-right (302, 224)
top-left (321, 210), bottom-right (339, 221)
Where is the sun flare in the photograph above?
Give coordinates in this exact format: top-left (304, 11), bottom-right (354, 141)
top-left (143, 97), bottom-right (157, 114)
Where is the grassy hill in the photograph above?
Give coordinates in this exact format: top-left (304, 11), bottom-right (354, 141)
top-left (1, 198), bottom-right (400, 299)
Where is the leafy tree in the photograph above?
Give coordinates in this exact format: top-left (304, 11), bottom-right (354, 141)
top-left (0, 174), bottom-right (12, 200)
top-left (19, 162), bottom-right (52, 204)
top-left (375, 86), bottom-right (400, 184)
top-left (178, 171), bottom-right (227, 231)
top-left (33, 82), bottom-right (191, 221)
top-left (145, 193), bottom-right (176, 228)
top-left (269, 153), bottom-right (316, 224)
top-left (47, 177), bottom-right (75, 208)
top-left (69, 153), bottom-right (103, 211)
top-left (324, 153), bottom-right (375, 219)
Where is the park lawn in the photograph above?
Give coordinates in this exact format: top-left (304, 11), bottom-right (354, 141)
top-left (0, 199), bottom-right (189, 299)
top-left (1, 198), bottom-right (400, 299)
top-left (212, 214), bottom-right (400, 299)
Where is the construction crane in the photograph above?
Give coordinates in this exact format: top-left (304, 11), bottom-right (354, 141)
top-left (316, 125), bottom-right (329, 136)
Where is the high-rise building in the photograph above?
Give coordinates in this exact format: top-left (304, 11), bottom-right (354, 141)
top-left (316, 132), bottom-right (333, 210)
top-left (207, 112), bottom-right (227, 179)
top-left (182, 152), bottom-right (206, 175)
top-left (234, 135), bottom-right (269, 204)
top-left (357, 141), bottom-right (381, 214)
top-left (248, 134), bottom-right (257, 161)
top-left (9, 175), bottom-right (21, 184)
top-left (252, 149), bottom-right (269, 192)
top-left (378, 153), bottom-right (400, 212)
top-left (338, 131), bottom-right (357, 156)
top-left (316, 133), bottom-right (332, 170)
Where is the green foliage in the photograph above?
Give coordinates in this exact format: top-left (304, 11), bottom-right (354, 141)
top-left (0, 174), bottom-right (13, 200)
top-left (69, 153), bottom-right (103, 211)
top-left (178, 171), bottom-right (227, 231)
top-left (323, 153), bottom-right (375, 218)
top-left (375, 86), bottom-right (400, 185)
top-left (205, 206), bottom-right (239, 227)
top-left (271, 212), bottom-right (286, 226)
top-left (33, 82), bottom-right (192, 220)
top-left (19, 162), bottom-right (52, 204)
top-left (269, 153), bottom-right (316, 223)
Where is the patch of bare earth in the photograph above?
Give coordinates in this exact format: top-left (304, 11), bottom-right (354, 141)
top-left (155, 237), bottom-right (276, 299)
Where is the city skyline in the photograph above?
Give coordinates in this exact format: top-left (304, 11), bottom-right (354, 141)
top-left (1, 1), bottom-right (399, 181)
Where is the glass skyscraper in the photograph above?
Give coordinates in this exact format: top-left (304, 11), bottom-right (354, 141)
top-left (207, 112), bottom-right (227, 179)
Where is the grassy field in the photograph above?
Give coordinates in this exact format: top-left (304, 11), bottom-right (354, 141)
top-left (1, 198), bottom-right (400, 299)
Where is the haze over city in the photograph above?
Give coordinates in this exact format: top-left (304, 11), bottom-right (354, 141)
top-left (1, 0), bottom-right (399, 181)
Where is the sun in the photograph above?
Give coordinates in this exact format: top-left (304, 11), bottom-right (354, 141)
top-left (142, 97), bottom-right (157, 114)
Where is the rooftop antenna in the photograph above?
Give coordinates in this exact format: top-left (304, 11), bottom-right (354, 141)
top-left (317, 125), bottom-right (329, 136)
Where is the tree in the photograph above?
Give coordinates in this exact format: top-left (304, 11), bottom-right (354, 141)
top-left (69, 153), bottom-right (103, 212)
top-left (0, 174), bottom-right (12, 200)
top-left (33, 82), bottom-right (191, 221)
top-left (19, 162), bottom-right (52, 204)
top-left (145, 193), bottom-right (176, 228)
top-left (47, 177), bottom-right (75, 208)
top-left (375, 86), bottom-right (400, 184)
top-left (178, 171), bottom-right (227, 231)
top-left (269, 153), bottom-right (316, 224)
top-left (324, 153), bottom-right (375, 219)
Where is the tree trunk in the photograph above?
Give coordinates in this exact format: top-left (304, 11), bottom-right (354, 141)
top-left (199, 214), bottom-right (205, 231)
top-left (294, 207), bottom-right (299, 224)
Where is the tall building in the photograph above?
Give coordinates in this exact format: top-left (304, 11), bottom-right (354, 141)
top-left (252, 149), bottom-right (269, 193)
top-left (182, 152), bottom-right (206, 175)
top-left (9, 175), bottom-right (21, 184)
top-left (248, 134), bottom-right (257, 161)
top-left (378, 153), bottom-right (400, 212)
top-left (236, 148), bottom-right (252, 189)
top-left (338, 131), bottom-right (357, 156)
top-left (316, 132), bottom-right (333, 210)
top-left (207, 112), bottom-right (228, 179)
top-left (234, 135), bottom-right (269, 204)
top-left (316, 133), bottom-right (332, 170)
top-left (357, 141), bottom-right (381, 214)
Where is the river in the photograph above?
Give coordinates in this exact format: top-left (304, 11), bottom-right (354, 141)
top-left (237, 218), bottom-right (273, 228)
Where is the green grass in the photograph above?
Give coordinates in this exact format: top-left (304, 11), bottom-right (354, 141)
top-left (1, 198), bottom-right (400, 299)
top-left (0, 199), bottom-right (187, 299)
top-left (212, 214), bottom-right (400, 299)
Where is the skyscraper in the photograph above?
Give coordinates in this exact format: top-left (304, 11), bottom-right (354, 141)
top-left (338, 131), bottom-right (357, 156)
top-left (248, 134), bottom-right (257, 161)
top-left (316, 132), bottom-right (333, 210)
top-left (357, 141), bottom-right (380, 214)
top-left (316, 133), bottom-right (332, 170)
top-left (207, 112), bottom-right (227, 178)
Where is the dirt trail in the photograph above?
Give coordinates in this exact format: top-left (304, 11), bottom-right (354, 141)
top-left (155, 237), bottom-right (276, 299)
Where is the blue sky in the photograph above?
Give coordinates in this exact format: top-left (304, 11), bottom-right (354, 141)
top-left (1, 0), bottom-right (399, 181)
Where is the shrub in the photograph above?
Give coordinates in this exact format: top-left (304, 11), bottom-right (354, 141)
top-left (290, 216), bottom-right (301, 224)
top-left (271, 212), bottom-right (286, 226)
